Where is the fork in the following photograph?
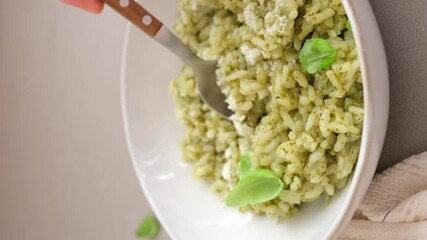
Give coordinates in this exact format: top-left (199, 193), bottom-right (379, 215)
top-left (103, 0), bottom-right (232, 118)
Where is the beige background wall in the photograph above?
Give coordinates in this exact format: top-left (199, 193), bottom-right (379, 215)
top-left (0, 1), bottom-right (168, 239)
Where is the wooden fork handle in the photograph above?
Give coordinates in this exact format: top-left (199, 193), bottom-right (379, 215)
top-left (103, 0), bottom-right (163, 37)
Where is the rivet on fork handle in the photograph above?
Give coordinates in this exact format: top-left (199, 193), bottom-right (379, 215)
top-left (103, 0), bottom-right (163, 37)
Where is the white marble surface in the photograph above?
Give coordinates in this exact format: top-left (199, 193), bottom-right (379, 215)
top-left (0, 1), bottom-right (167, 240)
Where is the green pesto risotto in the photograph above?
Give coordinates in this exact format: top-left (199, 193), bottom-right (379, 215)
top-left (170, 0), bottom-right (363, 218)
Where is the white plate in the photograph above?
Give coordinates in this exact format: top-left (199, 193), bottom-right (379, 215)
top-left (121, 0), bottom-right (389, 239)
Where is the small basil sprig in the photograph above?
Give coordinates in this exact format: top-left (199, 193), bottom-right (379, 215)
top-left (136, 215), bottom-right (160, 238)
top-left (237, 153), bottom-right (254, 178)
top-left (299, 38), bottom-right (336, 74)
top-left (346, 20), bottom-right (353, 32)
top-left (227, 155), bottom-right (284, 207)
top-left (226, 169), bottom-right (284, 207)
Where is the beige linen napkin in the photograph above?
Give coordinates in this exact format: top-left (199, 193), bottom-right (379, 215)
top-left (339, 152), bottom-right (427, 240)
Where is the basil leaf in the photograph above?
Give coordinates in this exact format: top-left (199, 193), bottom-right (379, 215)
top-left (237, 153), bottom-right (254, 178)
top-left (346, 20), bottom-right (352, 32)
top-left (299, 38), bottom-right (336, 74)
top-left (226, 169), bottom-right (284, 207)
top-left (136, 215), bottom-right (160, 238)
